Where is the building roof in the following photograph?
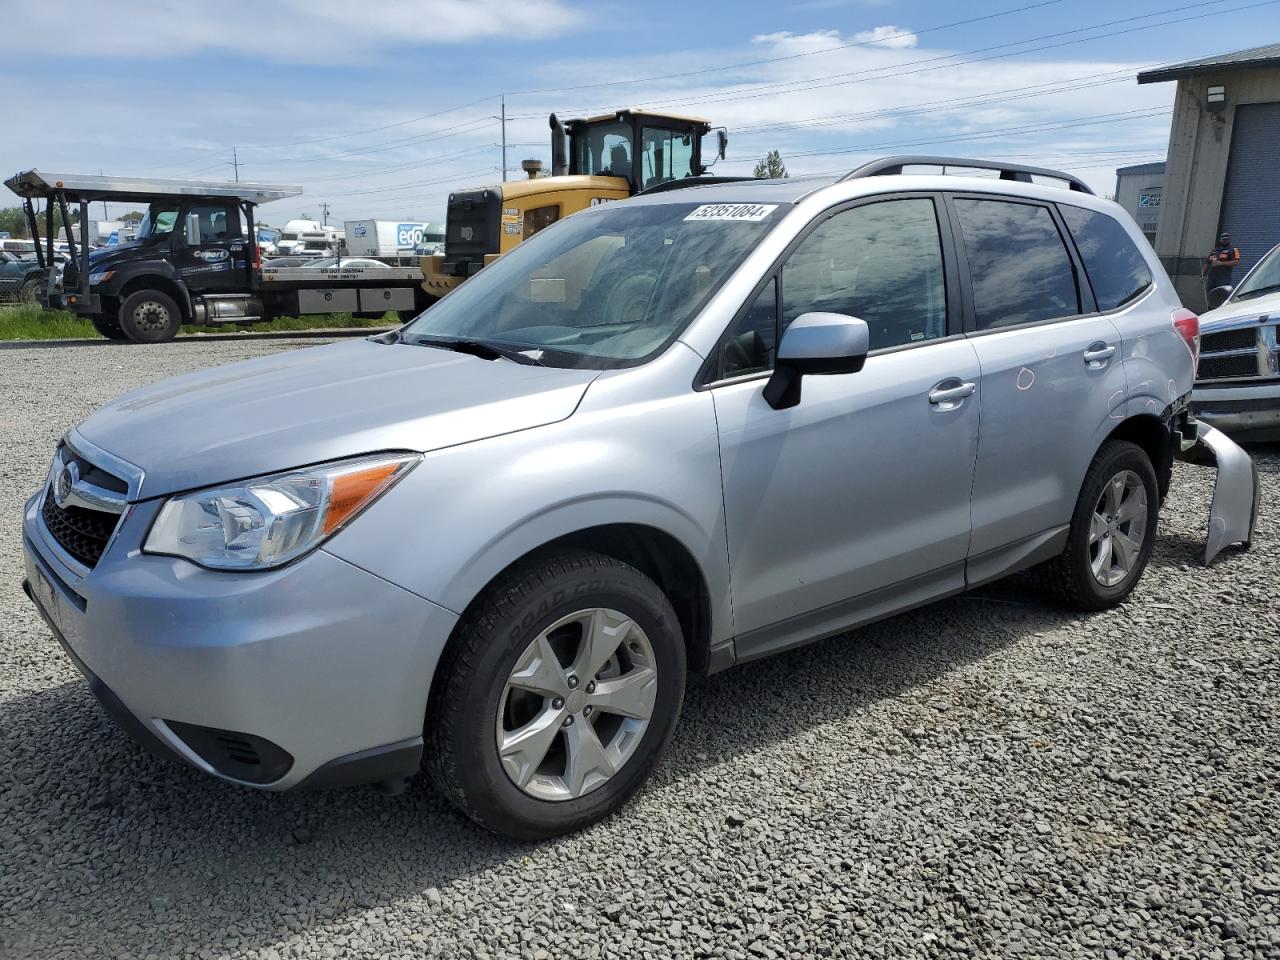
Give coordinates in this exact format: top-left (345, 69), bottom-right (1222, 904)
top-left (1138, 43), bottom-right (1280, 84)
top-left (1116, 161), bottom-right (1166, 177)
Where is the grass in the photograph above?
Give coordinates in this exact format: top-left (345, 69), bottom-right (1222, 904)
top-left (0, 304), bottom-right (395, 341)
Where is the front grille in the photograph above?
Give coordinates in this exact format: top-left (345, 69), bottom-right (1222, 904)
top-left (1201, 327), bottom-right (1258, 353)
top-left (1198, 353), bottom-right (1261, 381)
top-left (443, 188), bottom-right (501, 276)
top-left (41, 493), bottom-right (119, 568)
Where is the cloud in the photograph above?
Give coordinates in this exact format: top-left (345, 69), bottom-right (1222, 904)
top-left (852, 25), bottom-right (918, 49)
top-left (6, 0), bottom-right (584, 62)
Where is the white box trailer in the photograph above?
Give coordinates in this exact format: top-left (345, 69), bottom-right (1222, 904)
top-left (344, 219), bottom-right (430, 257)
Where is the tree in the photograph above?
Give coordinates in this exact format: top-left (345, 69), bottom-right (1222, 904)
top-left (0, 207), bottom-right (30, 238)
top-left (753, 150), bottom-right (788, 179)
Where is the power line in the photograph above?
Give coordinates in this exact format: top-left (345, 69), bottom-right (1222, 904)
top-left (545, 0), bottom-right (1270, 116)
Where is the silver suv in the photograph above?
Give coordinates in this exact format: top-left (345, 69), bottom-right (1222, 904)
top-left (22, 157), bottom-right (1257, 839)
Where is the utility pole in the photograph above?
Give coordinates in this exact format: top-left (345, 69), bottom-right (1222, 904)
top-left (98, 170), bottom-right (108, 219)
top-left (320, 202), bottom-right (330, 226)
top-left (493, 94), bottom-right (508, 182)
top-left (229, 146), bottom-right (240, 182)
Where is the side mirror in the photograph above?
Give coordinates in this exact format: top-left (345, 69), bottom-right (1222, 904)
top-left (763, 312), bottom-right (870, 410)
top-left (717, 129), bottom-right (728, 160)
top-left (184, 213), bottom-right (201, 247)
top-left (1206, 285), bottom-right (1233, 310)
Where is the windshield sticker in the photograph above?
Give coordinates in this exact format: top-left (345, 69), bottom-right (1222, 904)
top-left (684, 203), bottom-right (778, 223)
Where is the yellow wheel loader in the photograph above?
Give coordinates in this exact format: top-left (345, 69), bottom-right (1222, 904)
top-left (421, 109), bottom-right (729, 299)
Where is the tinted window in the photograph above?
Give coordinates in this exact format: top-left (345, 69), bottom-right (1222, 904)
top-left (1059, 205), bottom-right (1152, 310)
top-left (953, 198), bottom-right (1079, 329)
top-left (523, 204), bottom-right (560, 240)
top-left (780, 198), bottom-right (948, 351)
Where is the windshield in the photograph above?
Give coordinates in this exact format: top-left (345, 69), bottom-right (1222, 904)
top-left (1233, 243), bottom-right (1280, 300)
top-left (401, 200), bottom-right (788, 369)
top-left (136, 203), bottom-right (178, 240)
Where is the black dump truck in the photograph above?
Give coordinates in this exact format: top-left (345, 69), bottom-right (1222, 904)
top-left (4, 170), bottom-right (436, 342)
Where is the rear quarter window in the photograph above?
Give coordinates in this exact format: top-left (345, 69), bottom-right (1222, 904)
top-left (1059, 205), bottom-right (1153, 311)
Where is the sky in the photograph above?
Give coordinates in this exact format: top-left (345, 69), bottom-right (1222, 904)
top-left (3, 0), bottom-right (1277, 226)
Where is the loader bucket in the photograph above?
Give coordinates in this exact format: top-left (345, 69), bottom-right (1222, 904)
top-left (1174, 422), bottom-right (1259, 565)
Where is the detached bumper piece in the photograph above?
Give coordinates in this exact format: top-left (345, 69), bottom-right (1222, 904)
top-left (1174, 421), bottom-right (1259, 565)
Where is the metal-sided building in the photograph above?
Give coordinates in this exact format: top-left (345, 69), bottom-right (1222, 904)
top-left (1139, 43), bottom-right (1280, 308)
top-left (1113, 161), bottom-right (1165, 248)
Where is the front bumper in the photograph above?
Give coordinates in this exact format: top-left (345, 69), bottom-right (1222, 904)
top-left (22, 486), bottom-right (458, 791)
top-left (1192, 380), bottom-right (1280, 437)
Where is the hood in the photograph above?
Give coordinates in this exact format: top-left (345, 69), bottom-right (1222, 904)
top-left (1200, 289), bottom-right (1280, 330)
top-left (74, 339), bottom-right (599, 499)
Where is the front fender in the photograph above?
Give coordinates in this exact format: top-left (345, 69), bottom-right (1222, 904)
top-left (324, 364), bottom-right (734, 646)
top-left (97, 260), bottom-right (190, 312)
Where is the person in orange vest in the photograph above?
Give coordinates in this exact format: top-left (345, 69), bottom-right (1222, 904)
top-left (1204, 232), bottom-right (1241, 293)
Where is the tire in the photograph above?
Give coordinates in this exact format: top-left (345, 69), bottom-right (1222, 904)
top-left (18, 276), bottom-right (41, 305)
top-left (1035, 440), bottom-right (1159, 611)
top-left (118, 289), bottom-right (182, 343)
top-left (89, 315), bottom-right (130, 340)
top-left (426, 549), bottom-right (687, 840)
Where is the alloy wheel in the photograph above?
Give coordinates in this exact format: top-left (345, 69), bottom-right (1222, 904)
top-left (1089, 469), bottom-right (1149, 587)
top-left (496, 607), bottom-right (658, 801)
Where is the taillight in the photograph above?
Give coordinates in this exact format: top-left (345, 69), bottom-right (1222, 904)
top-left (251, 243), bottom-right (262, 271)
top-left (1172, 308), bottom-right (1199, 368)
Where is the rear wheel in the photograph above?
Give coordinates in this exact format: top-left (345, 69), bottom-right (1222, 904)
top-left (90, 315), bottom-right (130, 340)
top-left (1036, 440), bottom-right (1159, 610)
top-left (426, 550), bottom-right (686, 839)
top-left (119, 289), bottom-right (181, 343)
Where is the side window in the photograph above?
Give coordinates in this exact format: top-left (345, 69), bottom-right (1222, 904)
top-left (780, 198), bottom-right (948, 351)
top-left (1058, 204), bottom-right (1153, 310)
top-left (953, 198), bottom-right (1079, 330)
top-left (720, 278), bottom-right (778, 378)
top-left (185, 203), bottom-right (240, 244)
top-left (523, 204), bottom-right (560, 240)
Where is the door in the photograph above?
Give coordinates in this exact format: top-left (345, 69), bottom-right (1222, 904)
top-left (173, 201), bottom-right (246, 294)
top-left (1220, 102), bottom-right (1280, 277)
top-left (948, 194), bottom-right (1127, 558)
top-left (710, 196), bottom-right (981, 654)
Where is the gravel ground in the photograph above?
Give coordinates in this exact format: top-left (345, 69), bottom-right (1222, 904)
top-left (1, 339), bottom-right (1278, 960)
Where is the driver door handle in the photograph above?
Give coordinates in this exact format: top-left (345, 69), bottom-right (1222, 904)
top-left (928, 380), bottom-right (976, 406)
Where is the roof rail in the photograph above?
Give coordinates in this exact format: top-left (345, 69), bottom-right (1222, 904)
top-left (841, 155), bottom-right (1094, 195)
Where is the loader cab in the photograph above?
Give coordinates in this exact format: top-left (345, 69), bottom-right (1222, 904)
top-left (560, 109), bottom-right (715, 192)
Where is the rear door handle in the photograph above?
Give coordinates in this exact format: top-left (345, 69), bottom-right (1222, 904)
top-left (1083, 343), bottom-right (1117, 365)
top-left (928, 380), bottom-right (976, 406)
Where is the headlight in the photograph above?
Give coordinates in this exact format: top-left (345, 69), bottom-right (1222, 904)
top-left (144, 453), bottom-right (419, 570)
top-left (88, 270), bottom-right (114, 285)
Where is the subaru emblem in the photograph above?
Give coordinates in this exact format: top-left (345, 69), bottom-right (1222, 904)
top-left (54, 460), bottom-right (79, 508)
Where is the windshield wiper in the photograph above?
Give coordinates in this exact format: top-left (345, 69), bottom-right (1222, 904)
top-left (407, 335), bottom-right (545, 366)
top-left (1235, 282), bottom-right (1280, 301)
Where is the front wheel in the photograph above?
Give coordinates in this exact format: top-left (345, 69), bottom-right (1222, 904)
top-left (90, 315), bottom-right (130, 340)
top-left (426, 550), bottom-right (686, 839)
top-left (1036, 440), bottom-right (1159, 610)
top-left (119, 289), bottom-right (182, 343)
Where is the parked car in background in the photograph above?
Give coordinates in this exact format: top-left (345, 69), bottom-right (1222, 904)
top-left (0, 249), bottom-right (45, 303)
top-left (21, 158), bottom-right (1256, 840)
top-left (1193, 240), bottom-right (1280, 439)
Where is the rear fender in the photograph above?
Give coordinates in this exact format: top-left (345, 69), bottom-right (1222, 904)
top-left (1174, 420), bottom-right (1258, 565)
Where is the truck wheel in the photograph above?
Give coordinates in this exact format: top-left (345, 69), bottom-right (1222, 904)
top-left (90, 315), bottom-right (130, 340)
top-left (1033, 440), bottom-right (1159, 611)
top-left (426, 549), bottom-right (686, 840)
top-left (119, 290), bottom-right (181, 343)
top-left (18, 276), bottom-right (41, 305)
